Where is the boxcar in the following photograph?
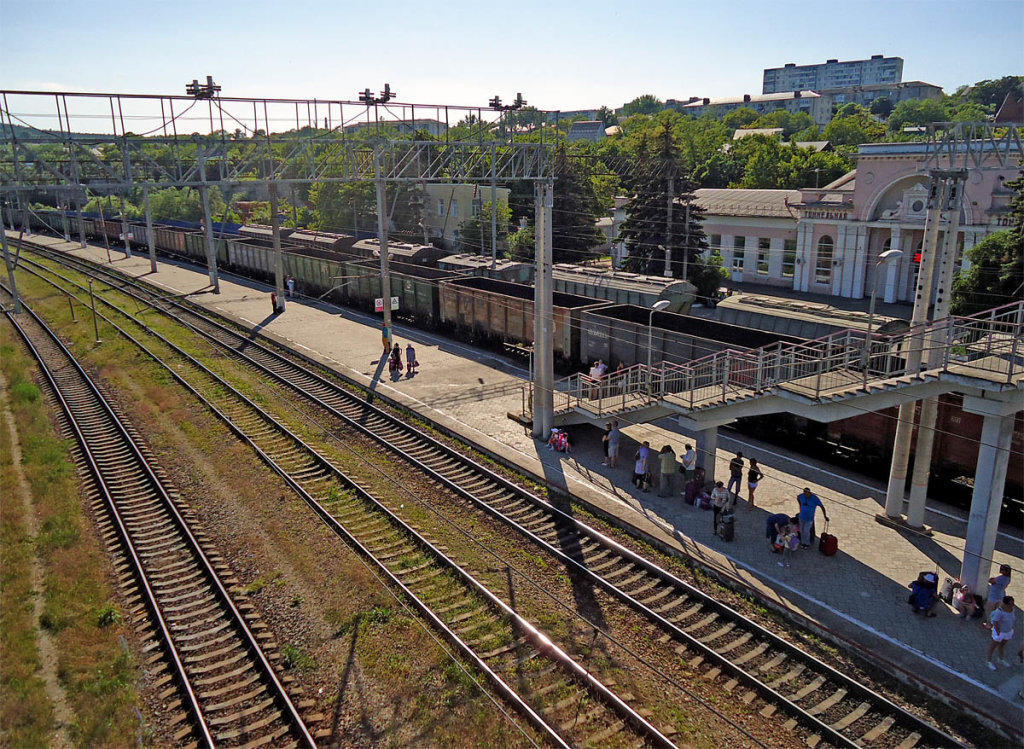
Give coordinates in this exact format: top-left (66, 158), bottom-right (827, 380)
top-left (238, 224), bottom-right (294, 244)
top-left (551, 264), bottom-right (696, 314)
top-left (288, 230), bottom-right (358, 254)
top-left (439, 276), bottom-right (606, 366)
top-left (342, 259), bottom-right (457, 326)
top-left (437, 253), bottom-right (532, 282)
top-left (580, 304), bottom-right (802, 370)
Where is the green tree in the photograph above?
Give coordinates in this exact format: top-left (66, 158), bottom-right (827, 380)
top-left (739, 139), bottom-right (785, 188)
top-left (951, 175), bottom-right (1023, 315)
top-left (786, 147), bottom-right (852, 189)
top-left (309, 181), bottom-right (375, 234)
top-left (457, 200), bottom-right (511, 255)
top-left (618, 128), bottom-right (705, 276)
top-left (823, 106), bottom-right (884, 146)
top-left (949, 102), bottom-right (991, 122)
top-left (962, 76), bottom-right (1024, 111)
top-left (722, 107), bottom-right (759, 131)
top-left (143, 186), bottom-right (235, 223)
top-left (507, 225), bottom-right (535, 262)
top-left (870, 97), bottom-right (894, 118)
top-left (688, 250), bottom-right (729, 302)
top-left (550, 145), bottom-right (605, 263)
top-left (622, 94), bottom-right (664, 117)
top-left (596, 106), bottom-right (617, 127)
top-left (694, 151), bottom-right (744, 188)
top-left (887, 99), bottom-right (949, 132)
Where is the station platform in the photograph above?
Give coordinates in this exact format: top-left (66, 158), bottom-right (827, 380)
top-left (12, 234), bottom-right (1024, 737)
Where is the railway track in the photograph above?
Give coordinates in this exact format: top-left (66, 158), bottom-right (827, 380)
top-left (17, 238), bottom-right (968, 747)
top-left (12, 248), bottom-right (673, 748)
top-left (1, 286), bottom-right (316, 748)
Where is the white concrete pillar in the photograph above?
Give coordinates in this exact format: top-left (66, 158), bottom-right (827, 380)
top-left (795, 223), bottom-right (811, 292)
top-left (833, 224), bottom-right (847, 296)
top-left (769, 236), bottom-right (784, 280)
top-left (852, 225), bottom-right (869, 299)
top-left (721, 234), bottom-right (734, 277)
top-left (961, 230), bottom-right (979, 272)
top-left (886, 227), bottom-right (902, 304)
top-left (959, 409), bottom-right (1016, 593)
top-left (697, 426), bottom-right (719, 486)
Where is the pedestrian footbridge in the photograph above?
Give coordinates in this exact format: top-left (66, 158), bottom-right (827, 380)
top-left (543, 302), bottom-right (1024, 428)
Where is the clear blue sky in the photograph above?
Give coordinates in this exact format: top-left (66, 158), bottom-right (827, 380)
top-left (2, 0), bottom-right (1021, 110)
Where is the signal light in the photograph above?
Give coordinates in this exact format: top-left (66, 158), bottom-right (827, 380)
top-left (912, 252), bottom-right (922, 264)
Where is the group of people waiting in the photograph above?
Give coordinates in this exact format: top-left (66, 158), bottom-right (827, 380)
top-left (906, 564), bottom-right (1016, 672)
top-left (585, 360), bottom-right (630, 399)
top-left (386, 341), bottom-right (419, 375)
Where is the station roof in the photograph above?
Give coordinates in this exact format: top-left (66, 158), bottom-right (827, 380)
top-left (693, 188), bottom-right (802, 218)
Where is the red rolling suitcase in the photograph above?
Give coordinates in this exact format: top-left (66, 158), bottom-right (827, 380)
top-left (819, 521), bottom-right (838, 556)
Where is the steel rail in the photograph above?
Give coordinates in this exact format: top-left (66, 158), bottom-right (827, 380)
top-left (12, 257), bottom-right (673, 748)
top-left (0, 285), bottom-right (316, 749)
top-left (0, 284), bottom-right (315, 749)
top-left (18, 237), bottom-right (967, 748)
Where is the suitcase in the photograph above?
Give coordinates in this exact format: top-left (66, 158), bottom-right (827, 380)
top-left (718, 517), bottom-right (735, 542)
top-left (818, 521), bottom-right (838, 556)
top-left (718, 507), bottom-right (735, 541)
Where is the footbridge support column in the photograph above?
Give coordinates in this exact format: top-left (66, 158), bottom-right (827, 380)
top-left (959, 395), bottom-right (1019, 594)
top-left (679, 415), bottom-right (735, 486)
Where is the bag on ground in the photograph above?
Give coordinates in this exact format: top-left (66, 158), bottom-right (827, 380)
top-left (939, 577), bottom-right (956, 604)
top-left (718, 509), bottom-right (735, 542)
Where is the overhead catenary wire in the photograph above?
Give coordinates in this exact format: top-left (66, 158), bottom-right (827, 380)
top-left (9, 222), bottom-right (1020, 587)
top-left (15, 204), bottom-right (1024, 460)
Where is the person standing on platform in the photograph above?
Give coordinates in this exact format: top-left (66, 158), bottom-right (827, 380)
top-left (985, 596), bottom-right (1015, 670)
top-left (796, 487), bottom-right (828, 548)
top-left (632, 441), bottom-right (651, 491)
top-left (747, 458), bottom-right (764, 507)
top-left (727, 452), bottom-right (744, 499)
top-left (286, 274), bottom-right (295, 298)
top-left (381, 322), bottom-right (390, 355)
top-left (270, 292), bottom-right (279, 315)
top-left (607, 421), bottom-right (621, 469)
top-left (657, 445), bottom-right (676, 497)
top-left (405, 343), bottom-right (418, 374)
top-left (985, 564), bottom-right (1012, 619)
top-left (711, 481), bottom-right (731, 533)
top-left (681, 444), bottom-right (696, 485)
top-left (389, 342), bottom-right (403, 373)
top-left (601, 424), bottom-right (612, 466)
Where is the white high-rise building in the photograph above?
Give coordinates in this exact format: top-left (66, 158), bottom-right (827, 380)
top-left (762, 55), bottom-right (903, 94)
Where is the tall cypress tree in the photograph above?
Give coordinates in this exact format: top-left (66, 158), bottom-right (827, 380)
top-left (618, 128), bottom-right (706, 276)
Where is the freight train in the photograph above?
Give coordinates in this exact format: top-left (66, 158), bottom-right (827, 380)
top-left (10, 208), bottom-right (1022, 517)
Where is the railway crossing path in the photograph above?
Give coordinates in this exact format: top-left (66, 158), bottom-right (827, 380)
top-left (10, 232), bottom-right (1024, 740)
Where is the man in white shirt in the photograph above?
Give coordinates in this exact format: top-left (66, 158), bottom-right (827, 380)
top-left (681, 444), bottom-right (696, 484)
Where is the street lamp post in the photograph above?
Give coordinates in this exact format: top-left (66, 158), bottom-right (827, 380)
top-left (647, 299), bottom-right (671, 396)
top-left (863, 249), bottom-right (904, 382)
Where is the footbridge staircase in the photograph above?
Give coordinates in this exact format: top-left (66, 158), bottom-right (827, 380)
top-left (542, 302), bottom-right (1024, 428)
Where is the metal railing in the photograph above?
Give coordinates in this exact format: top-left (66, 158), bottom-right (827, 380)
top-left (553, 302), bottom-right (1024, 416)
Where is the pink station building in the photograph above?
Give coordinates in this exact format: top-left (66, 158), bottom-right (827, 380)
top-left (689, 141), bottom-right (1020, 305)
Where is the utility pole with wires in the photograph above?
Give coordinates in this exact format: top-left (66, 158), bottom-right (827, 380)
top-left (488, 94), bottom-right (526, 270)
top-left (361, 85), bottom-right (397, 347)
top-left (1, 202), bottom-right (22, 313)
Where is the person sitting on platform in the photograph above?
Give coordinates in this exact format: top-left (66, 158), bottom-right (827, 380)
top-left (908, 572), bottom-right (939, 617)
top-left (953, 584), bottom-right (979, 620)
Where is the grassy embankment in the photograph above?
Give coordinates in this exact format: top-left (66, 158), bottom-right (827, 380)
top-left (0, 323), bottom-right (138, 745)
